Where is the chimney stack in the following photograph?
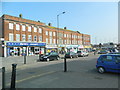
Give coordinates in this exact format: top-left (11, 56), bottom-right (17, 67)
top-left (64, 27), bottom-right (67, 29)
top-left (19, 14), bottom-right (22, 18)
top-left (48, 23), bottom-right (52, 26)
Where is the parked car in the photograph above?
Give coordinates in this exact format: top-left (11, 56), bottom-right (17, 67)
top-left (65, 52), bottom-right (78, 58)
top-left (108, 52), bottom-right (120, 54)
top-left (77, 51), bottom-right (89, 57)
top-left (97, 50), bottom-right (108, 54)
top-left (96, 54), bottom-right (120, 74)
top-left (39, 52), bottom-right (60, 61)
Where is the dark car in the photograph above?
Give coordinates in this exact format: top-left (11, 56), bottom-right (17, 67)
top-left (97, 50), bottom-right (108, 54)
top-left (65, 52), bottom-right (78, 58)
top-left (39, 52), bottom-right (60, 61)
top-left (96, 54), bottom-right (120, 74)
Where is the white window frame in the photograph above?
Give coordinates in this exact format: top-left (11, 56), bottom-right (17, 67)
top-left (9, 23), bottom-right (13, 30)
top-left (28, 26), bottom-right (31, 32)
top-left (28, 35), bottom-right (32, 41)
top-left (22, 25), bottom-right (26, 31)
top-left (39, 28), bottom-right (42, 33)
top-left (16, 24), bottom-right (20, 30)
top-left (16, 34), bottom-right (20, 41)
top-left (9, 33), bottom-right (14, 41)
top-left (22, 34), bottom-right (26, 41)
top-left (49, 32), bottom-right (52, 36)
top-left (34, 27), bottom-right (37, 32)
top-left (46, 38), bottom-right (48, 43)
top-left (53, 32), bottom-right (56, 36)
top-left (46, 31), bottom-right (48, 35)
top-left (34, 35), bottom-right (37, 41)
top-left (39, 36), bottom-right (42, 42)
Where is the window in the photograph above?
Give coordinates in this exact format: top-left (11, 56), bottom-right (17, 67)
top-left (9, 33), bottom-right (14, 41)
top-left (22, 34), bottom-right (26, 41)
top-left (49, 32), bottom-right (52, 36)
top-left (34, 27), bottom-right (37, 32)
top-left (16, 24), bottom-right (20, 30)
top-left (9, 23), bottom-right (13, 29)
top-left (22, 25), bottom-right (26, 31)
top-left (34, 36), bottom-right (37, 41)
top-left (53, 32), bottom-right (56, 36)
top-left (16, 34), bottom-right (20, 41)
top-left (46, 38), bottom-right (48, 43)
top-left (28, 35), bottom-right (32, 41)
top-left (39, 28), bottom-right (42, 33)
top-left (39, 36), bottom-right (42, 42)
top-left (46, 31), bottom-right (48, 35)
top-left (115, 56), bottom-right (120, 63)
top-left (53, 39), bottom-right (56, 44)
top-left (64, 34), bottom-right (66, 37)
top-left (28, 26), bottom-right (31, 32)
top-left (100, 55), bottom-right (112, 61)
top-left (50, 37), bottom-right (52, 44)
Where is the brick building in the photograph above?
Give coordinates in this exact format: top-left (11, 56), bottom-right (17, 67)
top-left (0, 14), bottom-right (91, 57)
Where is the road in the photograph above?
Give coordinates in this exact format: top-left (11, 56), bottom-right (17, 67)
top-left (4, 54), bottom-right (119, 88)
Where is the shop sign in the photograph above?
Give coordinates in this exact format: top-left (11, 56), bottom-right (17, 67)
top-left (6, 42), bottom-right (46, 46)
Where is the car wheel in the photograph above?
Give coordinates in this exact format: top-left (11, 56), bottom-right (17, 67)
top-left (47, 58), bottom-right (50, 62)
top-left (57, 57), bottom-right (60, 60)
top-left (70, 56), bottom-right (72, 59)
top-left (97, 67), bottom-right (105, 74)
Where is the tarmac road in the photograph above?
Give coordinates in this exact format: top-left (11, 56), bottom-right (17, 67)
top-left (3, 54), bottom-right (120, 88)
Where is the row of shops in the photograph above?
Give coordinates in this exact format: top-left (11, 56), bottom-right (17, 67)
top-left (2, 41), bottom-right (92, 57)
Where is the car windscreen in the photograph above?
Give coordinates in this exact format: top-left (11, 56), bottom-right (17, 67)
top-left (77, 51), bottom-right (81, 53)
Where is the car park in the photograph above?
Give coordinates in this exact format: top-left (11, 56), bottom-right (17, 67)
top-left (39, 52), bottom-right (60, 61)
top-left (96, 54), bottom-right (120, 74)
top-left (77, 51), bottom-right (89, 57)
top-left (65, 52), bottom-right (78, 58)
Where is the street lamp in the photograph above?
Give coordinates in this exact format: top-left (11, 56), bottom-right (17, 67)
top-left (57, 12), bottom-right (66, 53)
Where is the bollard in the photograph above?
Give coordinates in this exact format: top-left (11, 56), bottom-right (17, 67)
top-left (24, 54), bottom-right (26, 64)
top-left (2, 67), bottom-right (5, 90)
top-left (10, 64), bottom-right (17, 89)
top-left (64, 57), bottom-right (67, 72)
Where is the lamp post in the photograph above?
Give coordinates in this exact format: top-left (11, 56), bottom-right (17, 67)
top-left (57, 12), bottom-right (65, 53)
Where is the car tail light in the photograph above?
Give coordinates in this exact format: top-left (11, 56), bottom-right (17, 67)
top-left (96, 60), bottom-right (98, 64)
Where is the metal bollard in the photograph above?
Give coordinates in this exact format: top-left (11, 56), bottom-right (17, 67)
top-left (24, 54), bottom-right (26, 64)
top-left (2, 67), bottom-right (5, 90)
top-left (10, 64), bottom-right (17, 89)
top-left (64, 57), bottom-right (67, 72)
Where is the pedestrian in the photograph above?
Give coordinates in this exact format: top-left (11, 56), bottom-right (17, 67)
top-left (94, 51), bottom-right (96, 55)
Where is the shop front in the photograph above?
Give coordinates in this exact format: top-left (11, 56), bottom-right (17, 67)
top-left (84, 45), bottom-right (92, 52)
top-left (46, 44), bottom-right (58, 53)
top-left (5, 41), bottom-right (46, 57)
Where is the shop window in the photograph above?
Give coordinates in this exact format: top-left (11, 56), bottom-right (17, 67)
top-left (28, 35), bottom-right (32, 41)
top-left (16, 24), bottom-right (20, 30)
top-left (22, 34), bottom-right (26, 41)
top-left (9, 33), bottom-right (14, 41)
top-left (22, 25), bottom-right (26, 31)
top-left (16, 34), bottom-right (20, 41)
top-left (34, 36), bottom-right (37, 41)
top-left (9, 23), bottom-right (13, 30)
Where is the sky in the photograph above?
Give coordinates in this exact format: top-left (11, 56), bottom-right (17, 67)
top-left (1, 2), bottom-right (118, 44)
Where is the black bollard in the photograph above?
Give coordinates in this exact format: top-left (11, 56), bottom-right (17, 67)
top-left (64, 57), bottom-right (67, 72)
top-left (10, 64), bottom-right (17, 89)
top-left (2, 67), bottom-right (5, 90)
top-left (24, 54), bottom-right (26, 64)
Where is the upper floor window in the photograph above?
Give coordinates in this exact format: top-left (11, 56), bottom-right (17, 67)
top-left (9, 23), bottom-right (13, 30)
top-left (49, 32), bottom-right (52, 36)
top-left (46, 31), bottom-right (48, 35)
top-left (53, 32), bottom-right (56, 36)
top-left (16, 24), bottom-right (20, 30)
top-left (22, 25), bottom-right (26, 31)
top-left (39, 36), bottom-right (42, 42)
top-left (46, 38), bottom-right (48, 44)
top-left (34, 27), bottom-right (37, 32)
top-left (28, 35), bottom-right (32, 41)
top-left (64, 34), bottom-right (66, 37)
top-left (34, 36), bottom-right (37, 41)
top-left (28, 26), bottom-right (31, 32)
top-left (9, 33), bottom-right (14, 41)
top-left (39, 28), bottom-right (42, 33)
top-left (22, 34), bottom-right (26, 41)
top-left (16, 34), bottom-right (20, 41)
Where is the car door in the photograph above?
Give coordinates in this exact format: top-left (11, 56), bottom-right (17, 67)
top-left (100, 55), bottom-right (116, 72)
top-left (113, 55), bottom-right (120, 72)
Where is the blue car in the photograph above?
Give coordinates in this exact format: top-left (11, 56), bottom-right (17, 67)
top-left (96, 54), bottom-right (120, 74)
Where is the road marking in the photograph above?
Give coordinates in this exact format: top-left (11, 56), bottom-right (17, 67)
top-left (6, 71), bottom-right (56, 86)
